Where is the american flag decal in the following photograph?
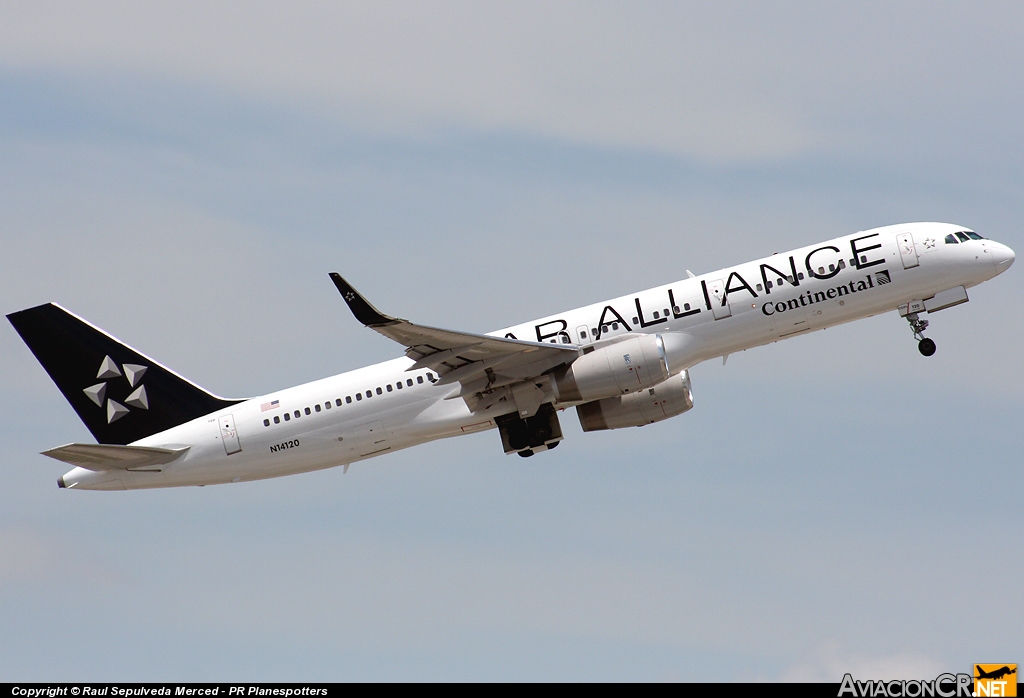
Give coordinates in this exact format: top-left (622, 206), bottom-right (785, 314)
top-left (875, 270), bottom-right (891, 285)
top-left (261, 399), bottom-right (280, 412)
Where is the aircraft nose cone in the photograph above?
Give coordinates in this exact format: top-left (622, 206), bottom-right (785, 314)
top-left (992, 243), bottom-right (1015, 271)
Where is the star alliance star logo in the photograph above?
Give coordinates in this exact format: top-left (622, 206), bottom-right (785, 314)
top-left (82, 356), bottom-right (149, 423)
top-left (344, 292), bottom-right (356, 301)
top-left (924, 237), bottom-right (937, 249)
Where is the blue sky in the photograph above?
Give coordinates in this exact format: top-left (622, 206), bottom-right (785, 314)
top-left (1, 2), bottom-right (1022, 681)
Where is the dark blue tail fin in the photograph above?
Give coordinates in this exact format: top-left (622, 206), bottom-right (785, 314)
top-left (8, 303), bottom-right (241, 445)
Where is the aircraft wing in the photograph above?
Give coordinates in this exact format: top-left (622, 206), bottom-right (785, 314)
top-left (330, 273), bottom-right (579, 398)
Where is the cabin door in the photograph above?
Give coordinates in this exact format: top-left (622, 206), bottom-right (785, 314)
top-left (219, 414), bottom-right (242, 455)
top-left (707, 279), bottom-right (732, 319)
top-left (897, 233), bottom-right (919, 269)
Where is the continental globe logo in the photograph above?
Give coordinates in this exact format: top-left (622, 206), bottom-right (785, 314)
top-left (82, 355), bottom-right (149, 423)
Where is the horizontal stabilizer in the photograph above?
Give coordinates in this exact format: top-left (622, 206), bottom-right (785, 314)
top-left (42, 443), bottom-right (190, 471)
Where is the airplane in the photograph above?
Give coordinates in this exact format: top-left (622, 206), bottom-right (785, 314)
top-left (975, 666), bottom-right (1016, 681)
top-left (7, 222), bottom-right (1014, 491)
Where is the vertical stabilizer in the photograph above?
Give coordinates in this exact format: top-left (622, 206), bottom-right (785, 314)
top-left (7, 303), bottom-right (241, 444)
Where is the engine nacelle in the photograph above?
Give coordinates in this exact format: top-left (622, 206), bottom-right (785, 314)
top-left (551, 333), bottom-right (671, 404)
top-left (576, 370), bottom-right (694, 431)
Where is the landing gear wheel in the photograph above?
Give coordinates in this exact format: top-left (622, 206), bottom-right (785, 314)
top-left (918, 338), bottom-right (936, 357)
top-left (517, 449), bottom-right (534, 458)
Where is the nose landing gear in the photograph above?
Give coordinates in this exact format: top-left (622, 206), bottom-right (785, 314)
top-left (906, 313), bottom-right (936, 356)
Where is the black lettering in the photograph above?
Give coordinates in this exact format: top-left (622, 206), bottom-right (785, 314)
top-left (535, 319), bottom-right (569, 343)
top-left (826, 287), bottom-right (837, 299)
top-left (813, 291), bottom-right (826, 303)
top-left (701, 279), bottom-right (712, 311)
top-left (866, 273), bottom-right (874, 288)
top-left (837, 285), bottom-right (849, 297)
top-left (787, 298), bottom-right (801, 311)
top-left (805, 246), bottom-right (841, 279)
top-left (504, 332), bottom-right (517, 339)
top-left (798, 294), bottom-right (808, 307)
top-left (635, 297), bottom-right (668, 328)
top-left (724, 271), bottom-right (758, 299)
top-left (759, 257), bottom-right (800, 293)
top-left (594, 306), bottom-right (631, 340)
top-left (668, 288), bottom-right (700, 318)
top-left (851, 233), bottom-right (885, 269)
top-left (761, 302), bottom-right (775, 316)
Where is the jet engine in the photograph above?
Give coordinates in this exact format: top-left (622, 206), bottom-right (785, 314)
top-left (551, 334), bottom-right (671, 404)
top-left (576, 370), bottom-right (693, 431)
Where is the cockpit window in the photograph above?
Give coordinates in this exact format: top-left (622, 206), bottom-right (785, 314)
top-left (965, 231), bottom-right (983, 240)
top-left (945, 234), bottom-right (958, 244)
top-left (955, 232), bottom-right (970, 242)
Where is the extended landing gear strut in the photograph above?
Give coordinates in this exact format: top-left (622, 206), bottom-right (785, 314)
top-left (906, 313), bottom-right (936, 357)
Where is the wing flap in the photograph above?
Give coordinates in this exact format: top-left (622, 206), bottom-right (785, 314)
top-left (42, 443), bottom-right (190, 471)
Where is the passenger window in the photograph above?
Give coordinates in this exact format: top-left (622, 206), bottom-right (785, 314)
top-left (683, 303), bottom-right (691, 311)
top-left (366, 390), bottom-right (372, 398)
top-left (274, 416), bottom-right (280, 424)
top-left (356, 393), bottom-right (362, 401)
top-left (966, 232), bottom-right (983, 240)
top-left (406, 379), bottom-right (413, 387)
top-left (756, 284), bottom-right (763, 291)
top-left (798, 272), bottom-right (805, 280)
top-left (777, 278), bottom-right (783, 286)
top-left (632, 317), bottom-right (639, 324)
top-left (580, 329), bottom-right (588, 338)
top-left (295, 410), bottom-right (301, 418)
top-left (417, 376), bottom-right (423, 384)
top-left (314, 404), bottom-right (321, 413)
top-left (284, 413), bottom-right (290, 421)
top-left (653, 311), bottom-right (660, 319)
top-left (818, 267), bottom-right (825, 274)
top-left (956, 232), bottom-right (970, 242)
top-left (325, 402), bottom-right (331, 409)
top-left (611, 322), bottom-right (618, 330)
top-left (386, 384), bottom-right (393, 392)
top-left (263, 419), bottom-right (270, 427)
top-left (427, 372), bottom-right (436, 382)
top-left (860, 256), bottom-right (867, 263)
top-left (663, 309), bottom-right (669, 316)
top-left (672, 306), bottom-right (680, 314)
top-left (346, 396), bottom-right (352, 404)
top-left (304, 407), bottom-right (311, 415)
top-left (828, 264), bottom-right (835, 272)
top-left (396, 381), bottom-right (402, 389)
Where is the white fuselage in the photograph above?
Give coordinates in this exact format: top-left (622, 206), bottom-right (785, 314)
top-left (61, 222), bottom-right (1014, 490)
